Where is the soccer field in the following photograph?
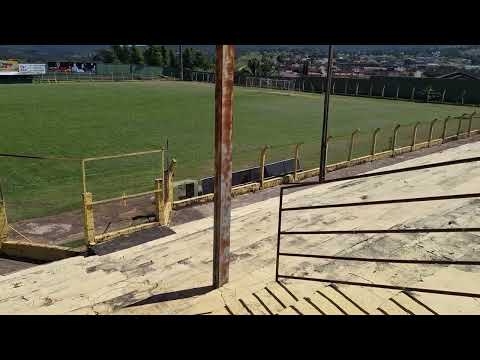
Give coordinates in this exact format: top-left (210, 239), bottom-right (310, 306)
top-left (0, 80), bottom-right (476, 221)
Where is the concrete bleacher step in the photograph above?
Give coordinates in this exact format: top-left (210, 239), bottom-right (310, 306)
top-left (379, 291), bottom-right (437, 315)
top-left (205, 279), bottom-right (441, 315)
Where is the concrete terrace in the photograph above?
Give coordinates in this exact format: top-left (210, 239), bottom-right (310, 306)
top-left (0, 140), bottom-right (480, 314)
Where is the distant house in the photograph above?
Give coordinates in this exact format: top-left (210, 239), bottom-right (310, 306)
top-left (436, 72), bottom-right (479, 80)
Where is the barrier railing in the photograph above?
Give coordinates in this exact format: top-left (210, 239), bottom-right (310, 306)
top-left (80, 149), bottom-right (176, 247)
top-left (275, 155), bottom-right (480, 298)
top-left (1, 111), bottom-right (478, 250)
top-left (0, 185), bottom-right (7, 248)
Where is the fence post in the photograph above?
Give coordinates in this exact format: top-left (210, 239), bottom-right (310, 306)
top-left (442, 116), bottom-right (451, 142)
top-left (381, 84), bottom-right (385, 97)
top-left (468, 111), bottom-right (476, 136)
top-left (457, 114), bottom-right (467, 138)
top-left (325, 136), bottom-right (333, 167)
top-left (160, 159), bottom-right (176, 225)
top-left (371, 128), bottom-right (381, 159)
top-left (154, 178), bottom-right (164, 223)
top-left (411, 122), bottom-right (420, 151)
top-left (411, 87), bottom-right (415, 101)
top-left (392, 124), bottom-right (401, 157)
top-left (259, 146), bottom-right (268, 188)
top-left (294, 143), bottom-right (301, 181)
top-left (348, 129), bottom-right (360, 162)
top-left (428, 118), bottom-right (438, 147)
top-left (82, 192), bottom-right (95, 246)
top-left (0, 200), bottom-right (8, 247)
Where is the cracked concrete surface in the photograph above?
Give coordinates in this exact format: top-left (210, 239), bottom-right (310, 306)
top-left (0, 140), bottom-right (480, 314)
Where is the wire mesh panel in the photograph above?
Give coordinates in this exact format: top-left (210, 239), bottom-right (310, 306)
top-left (231, 144), bottom-right (264, 181)
top-left (0, 156), bottom-right (83, 247)
top-left (83, 150), bottom-right (164, 201)
top-left (415, 122), bottom-right (431, 144)
top-left (0, 157), bottom-right (82, 223)
top-left (396, 124), bottom-right (415, 149)
top-left (443, 117), bottom-right (458, 139)
top-left (326, 136), bottom-right (350, 165)
top-left (351, 131), bottom-right (373, 159)
top-left (374, 128), bottom-right (394, 154)
top-left (299, 140), bottom-right (321, 170)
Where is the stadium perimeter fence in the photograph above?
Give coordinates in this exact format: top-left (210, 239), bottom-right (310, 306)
top-left (186, 70), bottom-right (480, 106)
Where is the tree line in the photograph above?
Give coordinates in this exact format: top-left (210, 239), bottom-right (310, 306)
top-left (93, 45), bottom-right (213, 71)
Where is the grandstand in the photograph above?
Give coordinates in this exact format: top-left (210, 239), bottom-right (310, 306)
top-left (1, 138), bottom-right (480, 314)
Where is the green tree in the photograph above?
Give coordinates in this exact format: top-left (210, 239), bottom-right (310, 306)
top-left (129, 45), bottom-right (144, 65)
top-left (260, 54), bottom-right (275, 76)
top-left (97, 48), bottom-right (116, 63)
top-left (247, 58), bottom-right (260, 76)
top-left (168, 48), bottom-right (177, 68)
top-left (183, 47), bottom-right (194, 70)
top-left (111, 45), bottom-right (129, 64)
top-left (144, 45), bottom-right (162, 66)
top-left (160, 46), bottom-right (167, 67)
top-left (193, 49), bottom-right (209, 70)
top-left (276, 53), bottom-right (286, 64)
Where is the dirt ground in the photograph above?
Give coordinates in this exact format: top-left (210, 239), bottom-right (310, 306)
top-left (1, 134), bottom-right (478, 276)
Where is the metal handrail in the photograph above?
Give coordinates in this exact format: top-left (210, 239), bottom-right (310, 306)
top-left (275, 155), bottom-right (480, 298)
top-left (282, 155), bottom-right (480, 190)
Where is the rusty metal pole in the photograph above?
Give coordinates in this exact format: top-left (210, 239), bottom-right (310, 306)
top-left (319, 45), bottom-right (334, 183)
top-left (213, 45), bottom-right (235, 289)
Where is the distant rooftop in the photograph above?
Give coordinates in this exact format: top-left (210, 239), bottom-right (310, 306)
top-left (436, 72), bottom-right (479, 80)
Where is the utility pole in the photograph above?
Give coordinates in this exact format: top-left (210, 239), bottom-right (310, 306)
top-left (319, 45), bottom-right (334, 183)
top-left (179, 45), bottom-right (184, 80)
top-left (213, 45), bottom-right (235, 289)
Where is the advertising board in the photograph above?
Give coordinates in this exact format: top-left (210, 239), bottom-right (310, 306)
top-left (0, 60), bottom-right (46, 75)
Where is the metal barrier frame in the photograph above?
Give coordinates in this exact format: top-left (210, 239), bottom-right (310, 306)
top-left (275, 155), bottom-right (480, 298)
top-left (81, 148), bottom-right (167, 246)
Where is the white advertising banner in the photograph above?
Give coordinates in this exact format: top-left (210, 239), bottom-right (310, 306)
top-left (0, 61), bottom-right (46, 75)
top-left (18, 64), bottom-right (46, 75)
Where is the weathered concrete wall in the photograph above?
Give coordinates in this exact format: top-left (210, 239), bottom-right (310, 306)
top-left (1, 241), bottom-right (82, 263)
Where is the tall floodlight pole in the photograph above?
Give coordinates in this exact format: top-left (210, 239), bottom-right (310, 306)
top-left (213, 45), bottom-right (235, 289)
top-left (319, 45), bottom-right (334, 182)
top-left (179, 45), bottom-right (184, 80)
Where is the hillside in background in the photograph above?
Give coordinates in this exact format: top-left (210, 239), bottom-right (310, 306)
top-left (0, 45), bottom-right (461, 62)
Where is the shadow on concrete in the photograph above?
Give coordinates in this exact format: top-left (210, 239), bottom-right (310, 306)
top-left (126, 285), bottom-right (214, 308)
top-left (90, 225), bottom-right (175, 256)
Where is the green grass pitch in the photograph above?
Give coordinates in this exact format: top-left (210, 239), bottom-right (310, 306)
top-left (0, 80), bottom-right (476, 221)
